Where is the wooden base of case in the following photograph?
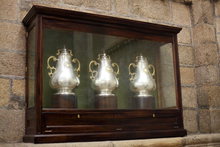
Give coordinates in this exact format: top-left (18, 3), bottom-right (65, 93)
top-left (23, 129), bottom-right (187, 143)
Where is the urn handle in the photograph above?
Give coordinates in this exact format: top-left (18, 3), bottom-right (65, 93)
top-left (47, 56), bottom-right (58, 77)
top-left (68, 50), bottom-right (73, 56)
top-left (56, 49), bottom-right (62, 55)
top-left (112, 63), bottom-right (119, 75)
top-left (128, 63), bottom-right (136, 81)
top-left (148, 64), bottom-right (155, 76)
top-left (72, 58), bottom-right (80, 77)
top-left (89, 60), bottom-right (100, 80)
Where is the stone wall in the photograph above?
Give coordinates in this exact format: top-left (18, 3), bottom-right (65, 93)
top-left (0, 0), bottom-right (219, 146)
top-left (191, 0), bottom-right (220, 134)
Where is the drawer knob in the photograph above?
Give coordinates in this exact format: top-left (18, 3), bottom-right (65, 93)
top-left (77, 114), bottom-right (80, 118)
top-left (152, 113), bottom-right (156, 118)
top-left (116, 128), bottom-right (122, 131)
top-left (45, 129), bottom-right (52, 133)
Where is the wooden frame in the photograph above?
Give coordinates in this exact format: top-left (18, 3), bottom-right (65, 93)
top-left (23, 5), bottom-right (186, 143)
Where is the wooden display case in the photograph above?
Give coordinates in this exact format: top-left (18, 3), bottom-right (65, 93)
top-left (23, 5), bottom-right (186, 143)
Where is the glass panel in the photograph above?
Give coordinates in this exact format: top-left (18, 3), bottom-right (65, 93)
top-left (27, 27), bottom-right (36, 108)
top-left (43, 28), bottom-right (176, 109)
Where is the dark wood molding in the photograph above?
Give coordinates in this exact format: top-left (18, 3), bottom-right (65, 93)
top-left (23, 5), bottom-right (182, 34)
top-left (24, 129), bottom-right (186, 143)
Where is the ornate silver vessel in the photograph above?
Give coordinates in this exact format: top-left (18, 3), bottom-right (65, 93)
top-left (47, 47), bottom-right (80, 95)
top-left (89, 53), bottom-right (119, 96)
top-left (129, 55), bottom-right (156, 97)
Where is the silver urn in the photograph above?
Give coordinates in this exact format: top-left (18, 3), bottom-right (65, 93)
top-left (89, 53), bottom-right (119, 96)
top-left (129, 55), bottom-right (156, 97)
top-left (47, 47), bottom-right (80, 95)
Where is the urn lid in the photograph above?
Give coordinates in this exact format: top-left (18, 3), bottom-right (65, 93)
top-left (97, 53), bottom-right (110, 60)
top-left (56, 46), bottom-right (73, 56)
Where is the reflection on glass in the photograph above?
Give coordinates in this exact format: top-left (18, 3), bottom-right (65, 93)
top-left (157, 44), bottom-right (176, 108)
top-left (43, 28), bottom-right (176, 109)
top-left (28, 27), bottom-right (36, 108)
